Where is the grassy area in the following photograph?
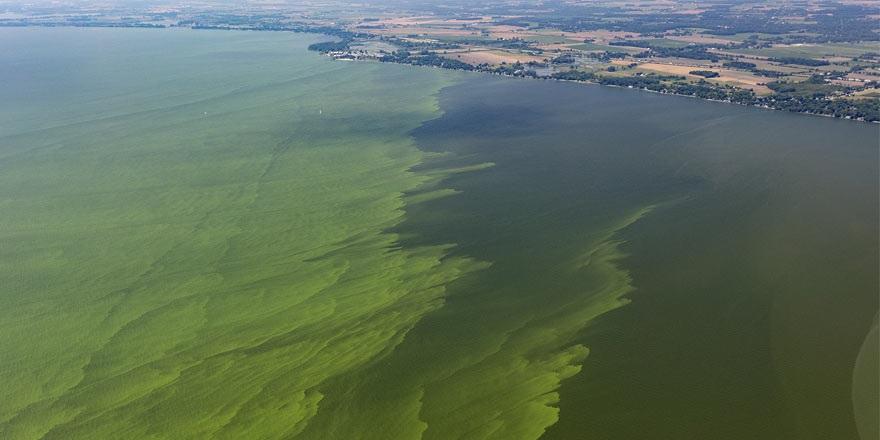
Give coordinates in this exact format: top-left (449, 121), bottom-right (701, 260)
top-left (633, 38), bottom-right (693, 48)
top-left (428, 33), bottom-right (493, 42)
top-left (570, 42), bottom-right (643, 53)
top-left (854, 89), bottom-right (880, 99)
top-left (522, 34), bottom-right (579, 44)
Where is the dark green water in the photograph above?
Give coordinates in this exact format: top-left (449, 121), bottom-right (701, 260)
top-left (397, 78), bottom-right (879, 439)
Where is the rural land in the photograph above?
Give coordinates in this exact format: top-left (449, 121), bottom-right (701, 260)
top-left (2, 0), bottom-right (878, 121)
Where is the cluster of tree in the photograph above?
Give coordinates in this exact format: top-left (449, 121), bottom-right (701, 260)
top-left (378, 50), bottom-right (474, 71)
top-left (673, 81), bottom-right (757, 102)
top-left (608, 39), bottom-right (661, 49)
top-left (585, 51), bottom-right (628, 62)
top-left (495, 19), bottom-right (534, 28)
top-left (547, 69), bottom-right (877, 121)
top-left (690, 70), bottom-right (720, 78)
top-left (551, 54), bottom-right (577, 64)
top-left (490, 62), bottom-right (539, 77)
top-left (770, 57), bottom-right (830, 67)
top-left (377, 48), bottom-right (547, 78)
top-left (630, 46), bottom-right (721, 62)
top-left (767, 94), bottom-right (878, 121)
top-left (723, 61), bottom-right (757, 70)
top-left (819, 71), bottom-right (850, 80)
top-left (383, 37), bottom-right (460, 50)
top-left (551, 70), bottom-right (596, 81)
top-left (723, 59), bottom-right (807, 79)
top-left (752, 69), bottom-right (785, 78)
top-left (308, 39), bottom-right (352, 53)
top-left (767, 78), bottom-right (844, 97)
top-left (493, 39), bottom-right (538, 50)
top-left (447, 37), bottom-right (537, 51)
top-left (584, 74), bottom-right (751, 102)
top-left (809, 5), bottom-right (880, 42)
top-left (726, 36), bottom-right (772, 50)
top-left (593, 74), bottom-right (666, 89)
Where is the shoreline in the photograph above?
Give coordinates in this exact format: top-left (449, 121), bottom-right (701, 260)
top-left (343, 56), bottom-right (879, 124)
top-left (3, 23), bottom-right (876, 124)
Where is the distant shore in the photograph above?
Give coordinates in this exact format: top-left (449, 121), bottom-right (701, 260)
top-left (310, 46), bottom-right (879, 124)
top-left (336, 53), bottom-right (879, 124)
top-left (4, 22), bottom-right (876, 123)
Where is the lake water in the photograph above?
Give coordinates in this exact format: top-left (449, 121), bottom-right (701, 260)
top-left (0, 28), bottom-right (876, 440)
top-left (407, 78), bottom-right (879, 440)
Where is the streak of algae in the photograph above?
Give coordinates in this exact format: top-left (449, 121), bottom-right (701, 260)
top-left (298, 207), bottom-right (654, 440)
